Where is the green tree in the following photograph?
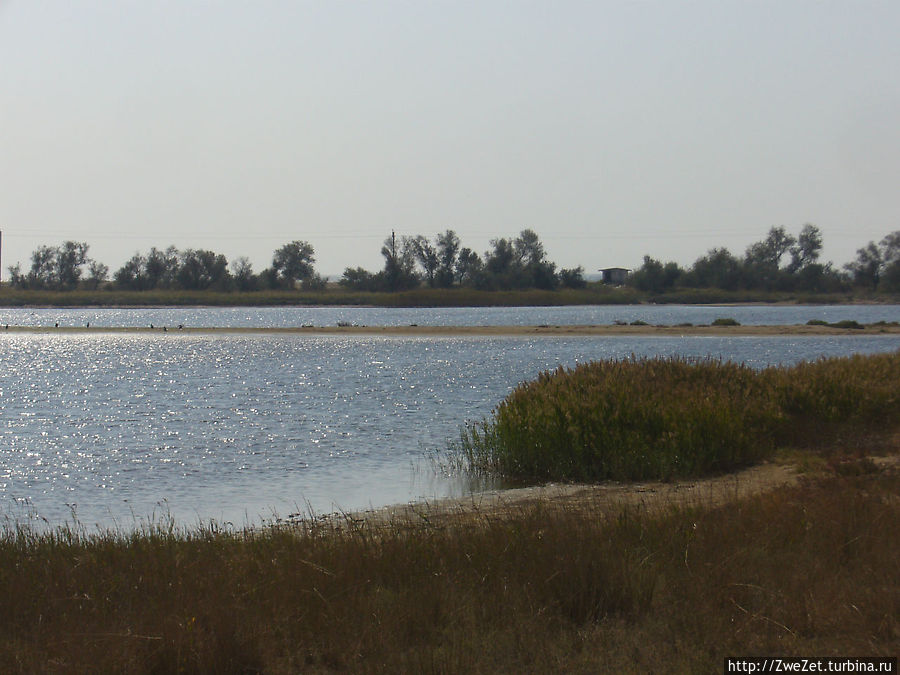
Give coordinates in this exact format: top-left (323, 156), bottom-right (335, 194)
top-left (145, 246), bottom-right (179, 289)
top-left (176, 249), bottom-right (230, 290)
top-left (26, 245), bottom-right (57, 289)
top-left (114, 253), bottom-right (149, 290)
top-left (558, 266), bottom-right (587, 289)
top-left (381, 232), bottom-right (419, 291)
top-left (272, 241), bottom-right (316, 288)
top-left (744, 227), bottom-right (796, 289)
top-left (631, 256), bottom-right (681, 293)
top-left (876, 230), bottom-right (900, 292)
top-left (844, 242), bottom-right (882, 290)
top-left (435, 229), bottom-right (461, 288)
top-left (340, 266), bottom-right (379, 291)
top-left (687, 248), bottom-right (742, 290)
top-left (55, 241), bottom-right (90, 289)
top-left (230, 257), bottom-right (257, 292)
top-left (787, 224), bottom-right (823, 273)
top-left (455, 247), bottom-right (482, 286)
top-left (84, 260), bottom-right (109, 290)
top-left (412, 235), bottom-right (440, 288)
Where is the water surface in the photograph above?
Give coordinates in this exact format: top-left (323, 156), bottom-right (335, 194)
top-left (2, 330), bottom-right (899, 530)
top-left (1, 304), bottom-right (897, 329)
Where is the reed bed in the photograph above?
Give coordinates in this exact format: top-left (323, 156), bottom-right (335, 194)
top-left (0, 462), bottom-right (896, 672)
top-left (0, 286), bottom-right (625, 308)
top-left (456, 351), bottom-right (900, 482)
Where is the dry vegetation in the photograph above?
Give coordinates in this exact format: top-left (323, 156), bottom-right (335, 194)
top-left (0, 452), bottom-right (897, 673)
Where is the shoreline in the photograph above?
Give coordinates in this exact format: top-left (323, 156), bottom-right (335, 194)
top-left (2, 323), bottom-right (900, 336)
top-left (320, 452), bottom-right (900, 529)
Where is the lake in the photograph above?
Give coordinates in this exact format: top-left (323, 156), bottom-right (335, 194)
top-left (1, 306), bottom-right (899, 531)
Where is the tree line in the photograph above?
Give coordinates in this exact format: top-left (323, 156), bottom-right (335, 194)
top-left (5, 225), bottom-right (900, 294)
top-left (629, 225), bottom-right (900, 294)
top-left (5, 229), bottom-right (587, 293)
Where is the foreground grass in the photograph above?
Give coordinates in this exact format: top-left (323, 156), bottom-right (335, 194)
top-left (0, 454), bottom-right (896, 673)
top-left (457, 351), bottom-right (900, 483)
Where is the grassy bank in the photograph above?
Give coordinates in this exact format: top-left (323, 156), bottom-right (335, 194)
top-left (0, 286), bottom-right (635, 308)
top-left (1, 456), bottom-right (896, 672)
top-left (1, 285), bottom-right (894, 307)
top-left (457, 351), bottom-right (900, 482)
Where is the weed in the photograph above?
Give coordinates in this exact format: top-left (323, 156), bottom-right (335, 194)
top-left (455, 351), bottom-right (900, 483)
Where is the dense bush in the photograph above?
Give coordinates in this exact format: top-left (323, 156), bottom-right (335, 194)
top-left (457, 351), bottom-right (900, 482)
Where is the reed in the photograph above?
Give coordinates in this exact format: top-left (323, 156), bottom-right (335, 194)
top-left (456, 351), bottom-right (900, 482)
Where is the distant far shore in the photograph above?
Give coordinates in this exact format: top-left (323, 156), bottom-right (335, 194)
top-left (1, 286), bottom-right (899, 309)
top-left (3, 323), bottom-right (900, 337)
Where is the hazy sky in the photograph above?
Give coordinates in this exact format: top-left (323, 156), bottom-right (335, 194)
top-left (2, 1), bottom-right (898, 278)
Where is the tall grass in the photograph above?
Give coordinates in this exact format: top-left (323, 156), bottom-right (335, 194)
top-left (3, 284), bottom-right (880, 308)
top-left (0, 464), bottom-right (896, 672)
top-left (456, 351), bottom-right (900, 482)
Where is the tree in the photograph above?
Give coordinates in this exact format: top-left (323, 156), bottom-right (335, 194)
top-left (455, 247), bottom-right (482, 286)
top-left (145, 246), bottom-right (179, 289)
top-left (435, 229), bottom-right (461, 288)
top-left (176, 249), bottom-right (230, 290)
top-left (558, 266), bottom-right (587, 289)
top-left (412, 235), bottom-right (440, 288)
top-left (114, 253), bottom-right (149, 290)
top-left (55, 241), bottom-right (90, 289)
top-left (7, 263), bottom-right (24, 288)
top-left (876, 231), bottom-right (900, 292)
top-left (484, 237), bottom-right (517, 282)
top-left (516, 229), bottom-right (557, 289)
top-left (230, 257), bottom-right (257, 292)
top-left (845, 242), bottom-right (882, 290)
top-left (272, 241), bottom-right (316, 288)
top-left (744, 227), bottom-right (796, 289)
top-left (631, 256), bottom-right (681, 293)
top-left (85, 260), bottom-right (109, 290)
top-left (687, 248), bottom-right (742, 290)
top-left (381, 232), bottom-right (419, 291)
top-left (340, 266), bottom-right (379, 291)
top-left (788, 224), bottom-right (823, 273)
top-left (26, 245), bottom-right (57, 289)
top-left (514, 229), bottom-right (546, 267)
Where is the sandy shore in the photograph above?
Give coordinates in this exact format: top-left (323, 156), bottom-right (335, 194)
top-left (3, 323), bottom-right (900, 336)
top-left (340, 453), bottom-right (900, 530)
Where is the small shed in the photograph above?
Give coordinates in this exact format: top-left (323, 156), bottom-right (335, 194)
top-left (599, 267), bottom-right (630, 285)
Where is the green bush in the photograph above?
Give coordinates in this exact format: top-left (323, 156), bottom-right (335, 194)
top-left (711, 317), bottom-right (740, 326)
top-left (456, 351), bottom-right (900, 483)
top-left (830, 319), bottom-right (864, 329)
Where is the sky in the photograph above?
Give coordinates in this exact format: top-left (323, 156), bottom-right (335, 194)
top-left (1, 1), bottom-right (899, 279)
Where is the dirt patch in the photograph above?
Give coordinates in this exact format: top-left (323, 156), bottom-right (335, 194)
top-left (347, 454), bottom-right (900, 529)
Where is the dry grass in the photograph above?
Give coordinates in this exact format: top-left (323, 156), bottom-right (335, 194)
top-left (0, 453), bottom-right (897, 673)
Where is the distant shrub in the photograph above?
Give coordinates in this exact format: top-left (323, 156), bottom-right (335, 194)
top-left (830, 320), bottom-right (864, 329)
top-left (630, 320), bottom-right (649, 326)
top-left (807, 319), bottom-right (865, 329)
top-left (711, 317), bottom-right (740, 326)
